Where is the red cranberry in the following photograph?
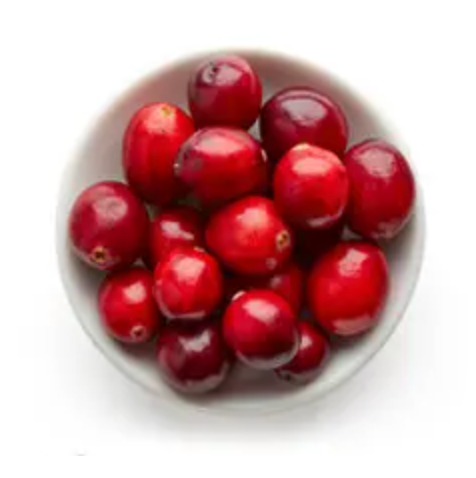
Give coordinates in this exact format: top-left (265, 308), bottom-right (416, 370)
top-left (273, 144), bottom-right (349, 229)
top-left (68, 181), bottom-right (149, 271)
top-left (344, 139), bottom-right (416, 240)
top-left (175, 127), bottom-right (267, 208)
top-left (206, 196), bottom-right (293, 276)
top-left (146, 206), bottom-right (204, 269)
top-left (260, 87), bottom-right (348, 161)
top-left (123, 103), bottom-right (194, 206)
top-left (157, 321), bottom-right (231, 394)
top-left (308, 241), bottom-right (389, 337)
top-left (98, 267), bottom-right (161, 343)
top-left (153, 247), bottom-right (223, 321)
top-left (188, 55), bottom-right (262, 129)
top-left (223, 290), bottom-right (299, 370)
top-left (228, 261), bottom-right (304, 312)
top-left (295, 218), bottom-right (345, 267)
top-left (275, 322), bottom-right (329, 384)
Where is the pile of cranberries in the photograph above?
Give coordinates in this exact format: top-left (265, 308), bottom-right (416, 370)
top-left (68, 54), bottom-right (416, 395)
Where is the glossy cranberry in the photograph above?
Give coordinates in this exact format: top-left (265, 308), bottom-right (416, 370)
top-left (223, 290), bottom-right (299, 370)
top-left (68, 181), bottom-right (149, 271)
top-left (157, 321), bottom-right (231, 394)
top-left (227, 261), bottom-right (304, 312)
top-left (123, 103), bottom-right (194, 206)
top-left (98, 267), bottom-right (161, 343)
top-left (273, 144), bottom-right (349, 229)
top-left (153, 247), bottom-right (223, 321)
top-left (188, 54), bottom-right (262, 129)
top-left (295, 218), bottom-right (345, 267)
top-left (260, 87), bottom-right (348, 161)
top-left (206, 196), bottom-right (293, 276)
top-left (175, 127), bottom-right (267, 208)
top-left (146, 206), bottom-right (204, 269)
top-left (344, 139), bottom-right (416, 240)
top-left (275, 322), bottom-right (329, 384)
top-left (308, 241), bottom-right (389, 337)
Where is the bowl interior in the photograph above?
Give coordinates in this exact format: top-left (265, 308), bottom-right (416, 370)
top-left (57, 51), bottom-right (425, 413)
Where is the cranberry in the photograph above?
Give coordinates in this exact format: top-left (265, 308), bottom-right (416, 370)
top-left (227, 261), bottom-right (304, 312)
top-left (223, 290), bottom-right (299, 370)
top-left (157, 321), bottom-right (231, 394)
top-left (260, 87), bottom-right (348, 161)
top-left (98, 267), bottom-right (161, 343)
top-left (175, 127), bottom-right (267, 208)
top-left (68, 181), bottom-right (149, 271)
top-left (344, 139), bottom-right (416, 240)
top-left (145, 206), bottom-right (204, 269)
top-left (123, 102), bottom-right (194, 206)
top-left (188, 54), bottom-right (262, 129)
top-left (206, 196), bottom-right (293, 276)
top-left (295, 218), bottom-right (345, 267)
top-left (273, 144), bottom-right (349, 229)
top-left (153, 247), bottom-right (223, 321)
top-left (275, 322), bottom-right (329, 384)
top-left (308, 241), bottom-right (389, 337)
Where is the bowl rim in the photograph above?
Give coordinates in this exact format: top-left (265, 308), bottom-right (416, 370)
top-left (55, 48), bottom-right (426, 416)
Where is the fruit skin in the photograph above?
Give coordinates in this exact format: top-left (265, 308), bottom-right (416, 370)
top-left (188, 54), bottom-right (262, 129)
top-left (68, 181), bottom-right (149, 271)
top-left (223, 290), bottom-right (299, 370)
top-left (153, 247), bottom-right (223, 321)
top-left (275, 322), bottom-right (329, 384)
top-left (98, 267), bottom-right (161, 343)
top-left (206, 196), bottom-right (293, 276)
top-left (145, 206), bottom-right (204, 270)
top-left (260, 87), bottom-right (348, 161)
top-left (226, 261), bottom-right (304, 312)
top-left (175, 127), bottom-right (268, 208)
top-left (308, 241), bottom-right (389, 337)
top-left (157, 321), bottom-right (232, 394)
top-left (273, 144), bottom-right (349, 230)
top-left (123, 102), bottom-right (194, 206)
top-left (343, 139), bottom-right (416, 240)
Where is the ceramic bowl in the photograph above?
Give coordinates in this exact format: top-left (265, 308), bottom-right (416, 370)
top-left (56, 50), bottom-right (425, 414)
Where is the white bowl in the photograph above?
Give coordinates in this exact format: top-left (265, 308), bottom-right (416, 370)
top-left (56, 50), bottom-right (425, 414)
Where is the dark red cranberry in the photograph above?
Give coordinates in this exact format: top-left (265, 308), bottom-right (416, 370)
top-left (295, 217), bottom-right (345, 267)
top-left (68, 181), bottom-right (149, 271)
top-left (223, 290), bottom-right (299, 369)
top-left (157, 321), bottom-right (231, 394)
top-left (260, 87), bottom-right (348, 161)
top-left (145, 206), bottom-right (204, 269)
top-left (344, 139), bottom-right (416, 240)
top-left (273, 144), bottom-right (349, 229)
top-left (175, 127), bottom-right (267, 208)
top-left (206, 196), bottom-right (293, 276)
top-left (308, 241), bottom-right (389, 337)
top-left (227, 261), bottom-right (304, 312)
top-left (98, 267), bottom-right (161, 343)
top-left (275, 322), bottom-right (329, 384)
top-left (223, 290), bottom-right (298, 369)
top-left (188, 54), bottom-right (262, 129)
top-left (123, 102), bottom-right (194, 206)
top-left (153, 247), bottom-right (223, 321)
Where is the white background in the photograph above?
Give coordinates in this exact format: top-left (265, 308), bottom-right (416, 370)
top-left (0, 0), bottom-right (473, 467)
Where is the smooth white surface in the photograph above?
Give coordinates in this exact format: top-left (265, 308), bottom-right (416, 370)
top-left (0, 0), bottom-right (475, 468)
top-left (56, 51), bottom-right (425, 413)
